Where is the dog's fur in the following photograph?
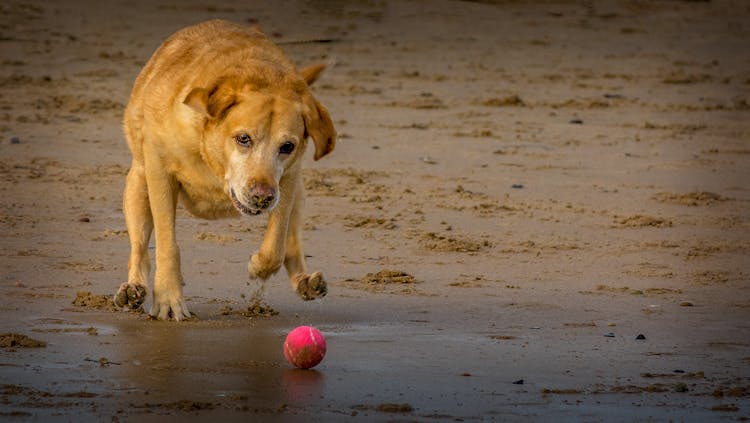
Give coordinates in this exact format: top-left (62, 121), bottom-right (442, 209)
top-left (114, 20), bottom-right (336, 320)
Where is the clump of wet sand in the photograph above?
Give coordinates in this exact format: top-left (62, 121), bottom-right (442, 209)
top-left (616, 215), bottom-right (673, 228)
top-left (420, 232), bottom-right (491, 252)
top-left (652, 191), bottom-right (730, 206)
top-left (345, 269), bottom-right (423, 295)
top-left (73, 291), bottom-right (143, 313)
top-left (220, 302), bottom-right (279, 318)
top-left (222, 284), bottom-right (279, 317)
top-left (477, 95), bottom-right (525, 107)
top-left (0, 333), bottom-right (46, 348)
top-left (361, 269), bottom-right (417, 285)
top-left (72, 291), bottom-right (118, 311)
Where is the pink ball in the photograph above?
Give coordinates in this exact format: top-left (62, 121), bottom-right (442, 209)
top-left (284, 326), bottom-right (327, 369)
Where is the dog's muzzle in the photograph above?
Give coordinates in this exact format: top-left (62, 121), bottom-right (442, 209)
top-left (230, 184), bottom-right (277, 215)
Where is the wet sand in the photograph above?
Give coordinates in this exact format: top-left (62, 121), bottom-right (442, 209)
top-left (1, 0), bottom-right (749, 421)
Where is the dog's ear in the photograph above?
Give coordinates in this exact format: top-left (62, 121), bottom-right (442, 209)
top-left (183, 78), bottom-right (238, 120)
top-left (184, 87), bottom-right (211, 118)
top-left (299, 63), bottom-right (327, 86)
top-left (303, 95), bottom-right (336, 161)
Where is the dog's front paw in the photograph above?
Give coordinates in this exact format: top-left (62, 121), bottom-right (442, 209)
top-left (293, 271), bottom-right (327, 301)
top-left (114, 282), bottom-right (147, 310)
top-left (248, 252), bottom-right (282, 281)
top-left (149, 291), bottom-right (191, 321)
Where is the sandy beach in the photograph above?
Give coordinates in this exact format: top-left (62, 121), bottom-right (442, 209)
top-left (1, 0), bottom-right (749, 420)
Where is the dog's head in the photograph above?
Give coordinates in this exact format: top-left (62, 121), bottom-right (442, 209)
top-left (183, 64), bottom-right (335, 216)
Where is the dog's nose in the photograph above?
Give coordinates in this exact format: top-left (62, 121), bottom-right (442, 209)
top-left (252, 193), bottom-right (275, 209)
top-left (249, 184), bottom-right (276, 209)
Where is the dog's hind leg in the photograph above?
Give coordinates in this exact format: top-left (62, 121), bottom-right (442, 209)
top-left (114, 162), bottom-right (152, 310)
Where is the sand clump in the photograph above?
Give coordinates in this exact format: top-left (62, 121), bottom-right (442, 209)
top-left (592, 285), bottom-right (683, 296)
top-left (420, 232), bottom-right (491, 252)
top-left (351, 403), bottom-right (414, 413)
top-left (243, 300), bottom-right (278, 317)
top-left (361, 270), bottom-right (417, 285)
top-left (652, 191), bottom-right (730, 206)
top-left (303, 168), bottom-right (387, 198)
top-left (477, 95), bottom-right (525, 107)
top-left (616, 215), bottom-right (673, 228)
top-left (72, 291), bottom-right (121, 312)
top-left (222, 285), bottom-right (279, 317)
top-left (136, 400), bottom-right (217, 412)
top-left (220, 302), bottom-right (279, 318)
top-left (387, 94), bottom-right (446, 109)
top-left (0, 333), bottom-right (46, 348)
top-left (195, 232), bottom-right (240, 243)
top-left (343, 215), bottom-right (398, 230)
top-left (346, 270), bottom-right (421, 294)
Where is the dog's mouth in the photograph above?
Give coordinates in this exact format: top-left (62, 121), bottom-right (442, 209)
top-left (230, 188), bottom-right (262, 216)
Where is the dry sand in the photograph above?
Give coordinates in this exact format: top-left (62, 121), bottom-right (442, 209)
top-left (1, 0), bottom-right (749, 421)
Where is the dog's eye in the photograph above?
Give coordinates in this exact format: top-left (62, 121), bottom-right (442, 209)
top-left (234, 133), bottom-right (252, 147)
top-left (279, 141), bottom-right (295, 155)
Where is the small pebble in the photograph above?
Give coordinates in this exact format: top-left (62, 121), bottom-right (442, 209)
top-left (679, 301), bottom-right (694, 307)
top-left (10, 136), bottom-right (21, 144)
top-left (511, 184), bottom-right (524, 189)
top-left (78, 217), bottom-right (90, 223)
top-left (635, 334), bottom-right (646, 340)
top-left (674, 369), bottom-right (685, 373)
top-left (569, 118), bottom-right (583, 125)
top-left (513, 379), bottom-right (524, 385)
top-left (604, 332), bottom-right (615, 338)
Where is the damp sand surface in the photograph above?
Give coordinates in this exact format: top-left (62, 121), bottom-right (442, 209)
top-left (1, 0), bottom-right (749, 421)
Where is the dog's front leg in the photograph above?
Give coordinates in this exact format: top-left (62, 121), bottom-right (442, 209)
top-left (145, 153), bottom-right (190, 321)
top-left (247, 168), bottom-right (301, 281)
top-left (114, 163), bottom-right (152, 310)
top-left (248, 171), bottom-right (326, 300)
top-left (284, 186), bottom-right (327, 300)
top-left (247, 190), bottom-right (292, 281)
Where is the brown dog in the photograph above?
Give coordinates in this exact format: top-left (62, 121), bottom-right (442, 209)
top-left (114, 20), bottom-right (336, 320)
